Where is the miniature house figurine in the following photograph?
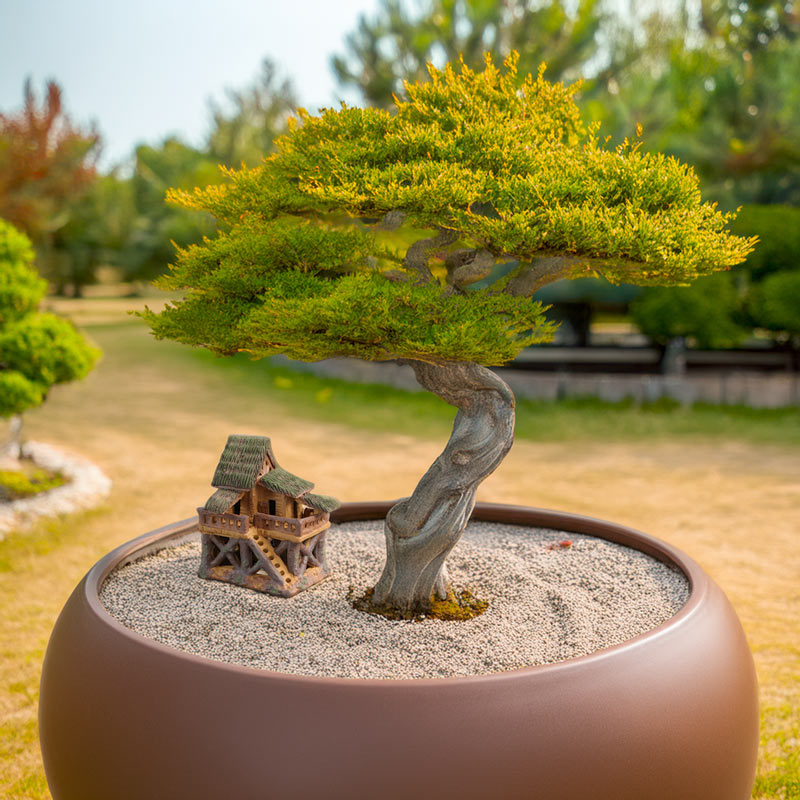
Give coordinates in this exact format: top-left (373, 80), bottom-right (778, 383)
top-left (197, 434), bottom-right (340, 597)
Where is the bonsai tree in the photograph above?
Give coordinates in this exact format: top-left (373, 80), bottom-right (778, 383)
top-left (0, 218), bottom-right (100, 454)
top-left (142, 54), bottom-right (754, 615)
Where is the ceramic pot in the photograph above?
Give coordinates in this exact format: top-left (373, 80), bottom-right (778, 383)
top-left (39, 502), bottom-right (759, 800)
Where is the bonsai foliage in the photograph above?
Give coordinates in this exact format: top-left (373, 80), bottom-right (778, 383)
top-left (0, 218), bottom-right (100, 420)
top-left (144, 54), bottom-right (754, 615)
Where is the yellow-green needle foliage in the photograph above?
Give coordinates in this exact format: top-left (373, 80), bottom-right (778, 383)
top-left (143, 53), bottom-right (755, 366)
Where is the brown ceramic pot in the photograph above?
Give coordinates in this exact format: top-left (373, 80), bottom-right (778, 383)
top-left (39, 502), bottom-right (759, 800)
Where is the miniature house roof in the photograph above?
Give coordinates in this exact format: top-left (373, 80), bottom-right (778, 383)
top-left (204, 434), bottom-right (340, 513)
top-left (259, 467), bottom-right (313, 498)
top-left (301, 492), bottom-right (341, 513)
top-left (212, 434), bottom-right (276, 490)
top-left (205, 487), bottom-right (243, 513)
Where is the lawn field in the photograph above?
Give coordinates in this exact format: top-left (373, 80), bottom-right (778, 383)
top-left (1, 308), bottom-right (798, 799)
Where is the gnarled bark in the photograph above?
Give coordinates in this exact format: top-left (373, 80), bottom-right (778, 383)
top-left (505, 255), bottom-right (581, 297)
top-left (371, 360), bottom-right (515, 613)
top-left (403, 229), bottom-right (459, 283)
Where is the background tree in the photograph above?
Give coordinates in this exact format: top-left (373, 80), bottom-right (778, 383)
top-left (120, 138), bottom-right (219, 286)
top-left (578, 2), bottom-right (800, 344)
top-left (631, 203), bottom-right (800, 351)
top-left (0, 80), bottom-right (101, 294)
top-left (41, 172), bottom-right (137, 297)
top-left (592, 0), bottom-right (800, 208)
top-left (332, 0), bottom-right (606, 108)
top-left (729, 203), bottom-right (800, 281)
top-left (143, 56), bottom-right (753, 615)
top-left (206, 58), bottom-right (297, 168)
top-left (630, 273), bottom-right (749, 351)
top-left (121, 65), bottom-right (297, 288)
top-left (735, 204), bottom-right (800, 346)
top-left (0, 219), bottom-right (100, 452)
top-left (749, 271), bottom-right (800, 346)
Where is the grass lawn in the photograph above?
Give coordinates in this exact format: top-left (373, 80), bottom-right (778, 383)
top-left (1, 306), bottom-right (798, 799)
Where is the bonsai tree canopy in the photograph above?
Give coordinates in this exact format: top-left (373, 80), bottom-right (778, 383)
top-left (143, 53), bottom-right (755, 615)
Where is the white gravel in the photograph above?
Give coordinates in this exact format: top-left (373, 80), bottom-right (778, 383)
top-left (0, 441), bottom-right (112, 538)
top-left (100, 520), bottom-right (689, 680)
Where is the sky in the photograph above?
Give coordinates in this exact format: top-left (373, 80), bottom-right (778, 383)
top-left (0, 0), bottom-right (381, 169)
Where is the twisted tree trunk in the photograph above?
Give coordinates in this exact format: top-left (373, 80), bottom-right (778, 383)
top-left (371, 360), bottom-right (515, 614)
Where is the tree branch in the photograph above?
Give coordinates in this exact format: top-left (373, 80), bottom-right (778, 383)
top-left (504, 256), bottom-right (582, 297)
top-left (382, 270), bottom-right (413, 284)
top-left (445, 248), bottom-right (496, 290)
top-left (403, 228), bottom-right (459, 283)
top-left (377, 209), bottom-right (406, 230)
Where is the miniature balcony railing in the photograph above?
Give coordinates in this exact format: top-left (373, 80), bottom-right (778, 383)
top-left (252, 511), bottom-right (329, 539)
top-left (197, 509), bottom-right (250, 535)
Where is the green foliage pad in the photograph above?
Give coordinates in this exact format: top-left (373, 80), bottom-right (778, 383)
top-left (143, 54), bottom-right (754, 367)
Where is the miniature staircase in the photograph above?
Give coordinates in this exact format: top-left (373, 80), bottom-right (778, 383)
top-left (250, 530), bottom-right (292, 586)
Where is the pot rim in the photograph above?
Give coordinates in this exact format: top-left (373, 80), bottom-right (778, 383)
top-left (85, 501), bottom-right (707, 686)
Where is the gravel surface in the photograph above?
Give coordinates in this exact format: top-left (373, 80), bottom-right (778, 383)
top-left (100, 520), bottom-right (689, 680)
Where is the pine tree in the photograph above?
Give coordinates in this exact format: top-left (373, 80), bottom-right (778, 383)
top-left (207, 59), bottom-right (297, 169)
top-left (332, 0), bottom-right (605, 109)
top-left (143, 54), bottom-right (754, 615)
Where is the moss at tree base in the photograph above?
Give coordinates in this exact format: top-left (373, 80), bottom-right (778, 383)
top-left (350, 586), bottom-right (488, 621)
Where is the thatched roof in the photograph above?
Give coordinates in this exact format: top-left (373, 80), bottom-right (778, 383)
top-left (206, 434), bottom-right (340, 512)
top-left (259, 467), bottom-right (313, 498)
top-left (302, 492), bottom-right (341, 513)
top-left (205, 488), bottom-right (244, 513)
top-left (212, 435), bottom-right (276, 490)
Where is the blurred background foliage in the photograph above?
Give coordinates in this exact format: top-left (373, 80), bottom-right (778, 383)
top-left (0, 0), bottom-right (798, 349)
